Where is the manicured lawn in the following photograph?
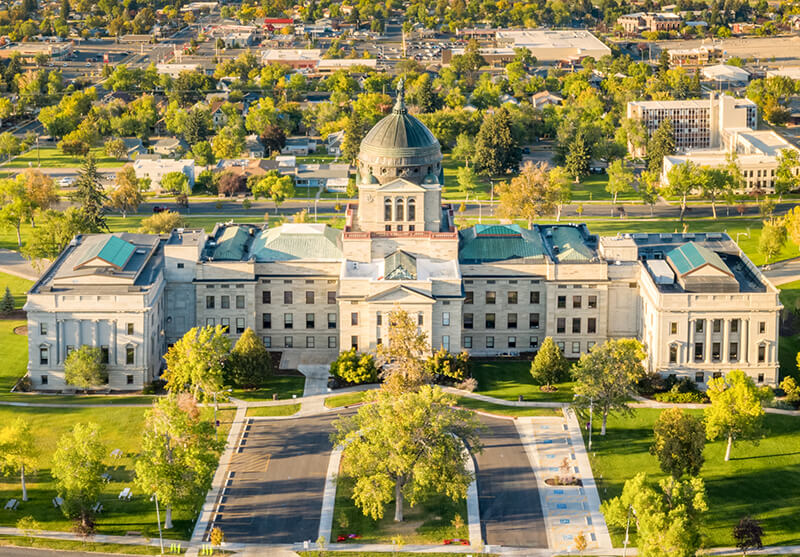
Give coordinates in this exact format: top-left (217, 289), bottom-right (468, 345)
top-left (0, 272), bottom-right (33, 309)
top-left (470, 360), bottom-right (575, 402)
top-left (441, 154), bottom-right (493, 201)
top-left (454, 396), bottom-right (562, 417)
top-left (332, 475), bottom-right (468, 545)
top-left (0, 536), bottom-right (170, 555)
top-left (569, 173), bottom-right (638, 202)
top-left (3, 147), bottom-right (120, 169)
top-left (231, 374), bottom-right (306, 402)
top-left (779, 280), bottom-right (800, 380)
top-left (245, 403), bottom-right (301, 417)
top-left (325, 391), bottom-right (373, 409)
top-left (585, 408), bottom-right (800, 547)
top-left (301, 553), bottom-right (496, 557)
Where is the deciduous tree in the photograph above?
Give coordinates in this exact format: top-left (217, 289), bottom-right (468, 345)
top-left (138, 211), bottom-right (185, 234)
top-left (705, 369), bottom-right (773, 461)
top-left (64, 346), bottom-right (108, 391)
top-left (774, 148), bottom-right (799, 201)
top-left (226, 328), bottom-right (272, 389)
top-left (733, 516), bottom-right (764, 556)
top-left (495, 162), bottom-right (557, 227)
top-left (530, 337), bottom-right (569, 389)
top-left (52, 423), bottom-right (106, 532)
top-left (606, 159), bottom-right (633, 211)
top-left (456, 165), bottom-right (479, 200)
top-left (650, 408), bottom-right (705, 479)
top-left (376, 309), bottom-right (432, 393)
top-left (758, 217), bottom-right (787, 267)
top-left (251, 171), bottom-right (295, 213)
top-left (0, 176), bottom-right (33, 246)
top-left (665, 160), bottom-right (701, 222)
top-left (163, 326), bottom-right (231, 400)
top-left (22, 208), bottom-right (88, 266)
top-left (0, 418), bottom-right (38, 501)
top-left (109, 167), bottom-right (143, 218)
top-left (329, 349), bottom-right (378, 385)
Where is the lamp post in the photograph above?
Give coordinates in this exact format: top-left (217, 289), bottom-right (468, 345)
top-left (151, 493), bottom-right (164, 554)
top-left (588, 396), bottom-right (594, 451)
top-left (623, 504), bottom-right (636, 557)
top-left (211, 388), bottom-right (233, 442)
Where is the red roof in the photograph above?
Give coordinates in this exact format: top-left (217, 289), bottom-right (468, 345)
top-left (264, 18), bottom-right (293, 23)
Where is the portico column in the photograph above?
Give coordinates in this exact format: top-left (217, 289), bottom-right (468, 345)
top-left (113, 321), bottom-right (118, 365)
top-left (722, 319), bottom-right (730, 364)
top-left (742, 320), bottom-right (749, 364)
top-left (93, 320), bottom-right (99, 347)
top-left (705, 319), bottom-right (712, 364)
top-left (56, 320), bottom-right (63, 364)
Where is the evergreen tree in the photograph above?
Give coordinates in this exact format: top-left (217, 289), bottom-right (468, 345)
top-left (564, 133), bottom-right (591, 182)
top-left (0, 286), bottom-right (14, 313)
top-left (184, 109), bottom-right (210, 145)
top-left (60, 0), bottom-right (69, 19)
top-left (647, 118), bottom-right (676, 173)
top-left (474, 107), bottom-right (521, 175)
top-left (71, 156), bottom-right (108, 232)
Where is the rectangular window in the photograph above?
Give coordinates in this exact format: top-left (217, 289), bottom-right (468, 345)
top-left (262, 313), bottom-right (272, 329)
top-left (40, 375), bottom-right (48, 385)
top-left (695, 320), bottom-right (704, 334)
top-left (759, 321), bottom-right (766, 334)
top-left (508, 313), bottom-right (517, 329)
top-left (442, 335), bottom-right (450, 351)
top-left (284, 313), bottom-right (293, 329)
top-left (236, 295), bottom-right (245, 309)
top-left (669, 344), bottom-right (678, 363)
top-left (486, 336), bottom-right (495, 349)
top-left (486, 313), bottom-right (495, 329)
top-left (731, 319), bottom-right (739, 333)
top-left (262, 291), bottom-right (271, 304)
top-left (125, 374), bottom-right (134, 385)
top-left (572, 318), bottom-right (581, 334)
top-left (418, 312), bottom-right (424, 326)
top-left (127, 323), bottom-right (134, 335)
top-left (39, 323), bottom-right (47, 335)
top-left (758, 373), bottom-right (764, 383)
top-left (464, 313), bottom-right (473, 329)
top-left (465, 291), bottom-right (474, 304)
top-left (328, 313), bottom-right (337, 329)
top-left (351, 312), bottom-right (359, 326)
top-left (221, 317), bottom-right (230, 332)
top-left (572, 341), bottom-right (580, 354)
top-left (712, 342), bottom-right (721, 362)
top-left (463, 336), bottom-right (472, 349)
top-left (713, 319), bottom-right (722, 333)
top-left (670, 322), bottom-right (677, 335)
top-left (100, 346), bottom-right (109, 364)
top-left (39, 347), bottom-right (48, 365)
top-left (351, 336), bottom-right (358, 350)
top-left (206, 296), bottom-right (215, 309)
top-left (530, 313), bottom-right (540, 329)
top-left (758, 344), bottom-right (766, 363)
top-left (306, 291), bottom-right (314, 304)
top-left (236, 318), bottom-right (244, 334)
top-left (327, 291), bottom-right (336, 304)
top-left (220, 295), bottom-right (230, 309)
top-left (587, 318), bottom-right (596, 334)
top-left (126, 346), bottom-right (134, 365)
top-left (557, 317), bottom-right (566, 334)
top-left (530, 336), bottom-right (539, 348)
top-left (557, 341), bottom-right (565, 351)
top-left (177, 262), bottom-right (184, 269)
top-left (306, 336), bottom-right (315, 348)
top-left (206, 318), bottom-right (215, 327)
top-left (486, 291), bottom-right (496, 304)
top-left (284, 291), bottom-right (293, 304)
top-left (695, 372), bottom-right (704, 383)
top-left (306, 313), bottom-right (315, 329)
top-left (508, 336), bottom-right (516, 348)
top-left (328, 336), bottom-right (336, 348)
top-left (729, 342), bottom-right (738, 361)
top-left (557, 296), bottom-right (566, 309)
top-left (285, 336), bottom-right (293, 348)
top-left (442, 312), bottom-right (450, 326)
top-left (264, 336), bottom-right (271, 348)
top-left (694, 342), bottom-right (703, 362)
top-left (588, 295), bottom-right (597, 309)
top-left (508, 291), bottom-right (518, 304)
top-left (530, 291), bottom-right (540, 304)
top-left (573, 296), bottom-right (582, 309)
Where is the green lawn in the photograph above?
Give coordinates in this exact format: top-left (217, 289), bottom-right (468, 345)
top-left (0, 536), bottom-right (171, 555)
top-left (0, 272), bottom-right (33, 309)
top-left (569, 173), bottom-right (638, 202)
top-left (301, 553), bottom-right (496, 557)
top-left (2, 147), bottom-right (120, 169)
top-left (585, 408), bottom-right (800, 548)
top-left (325, 391), bottom-right (373, 409)
top-left (245, 403), bottom-right (301, 417)
top-left (231, 374), bottom-right (306, 402)
top-left (454, 396), bottom-right (562, 417)
top-left (779, 280), bottom-right (800, 380)
top-left (470, 360), bottom-right (575, 402)
top-left (332, 475), bottom-right (468, 544)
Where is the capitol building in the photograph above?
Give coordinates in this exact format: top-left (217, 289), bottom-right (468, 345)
top-left (24, 90), bottom-right (782, 391)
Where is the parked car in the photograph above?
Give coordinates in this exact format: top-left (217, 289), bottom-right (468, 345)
top-left (59, 177), bottom-right (75, 187)
top-left (152, 205), bottom-right (167, 213)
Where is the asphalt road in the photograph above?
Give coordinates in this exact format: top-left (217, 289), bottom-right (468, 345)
top-left (473, 415), bottom-right (547, 548)
top-left (217, 411), bottom-right (352, 545)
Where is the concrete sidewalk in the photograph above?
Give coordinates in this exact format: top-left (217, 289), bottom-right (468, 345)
top-left (0, 248), bottom-right (41, 281)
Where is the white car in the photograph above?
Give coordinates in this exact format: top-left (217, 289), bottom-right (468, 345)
top-left (59, 177), bottom-right (75, 187)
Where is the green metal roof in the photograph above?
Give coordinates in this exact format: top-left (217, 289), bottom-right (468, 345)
top-left (213, 226), bottom-right (251, 260)
top-left (667, 242), bottom-right (732, 276)
top-left (459, 224), bottom-right (546, 263)
top-left (76, 235), bottom-right (136, 270)
top-left (360, 87), bottom-right (439, 152)
top-left (251, 224), bottom-right (342, 261)
top-left (548, 226), bottom-right (595, 263)
top-left (385, 250), bottom-right (417, 280)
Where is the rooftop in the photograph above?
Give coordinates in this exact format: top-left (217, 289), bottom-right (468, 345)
top-left (458, 224), bottom-right (547, 264)
top-left (495, 29), bottom-right (610, 53)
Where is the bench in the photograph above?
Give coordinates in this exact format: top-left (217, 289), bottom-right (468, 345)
top-left (4, 499), bottom-right (18, 510)
top-left (110, 448), bottom-right (123, 459)
top-left (92, 502), bottom-right (103, 514)
top-left (118, 487), bottom-right (132, 500)
top-left (100, 473), bottom-right (112, 482)
top-left (52, 496), bottom-right (63, 508)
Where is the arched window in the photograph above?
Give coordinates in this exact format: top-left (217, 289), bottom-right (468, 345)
top-left (407, 199), bottom-right (416, 221)
top-left (384, 198), bottom-right (392, 221)
top-left (395, 198), bottom-right (404, 221)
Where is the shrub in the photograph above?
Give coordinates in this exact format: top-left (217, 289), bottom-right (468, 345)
top-left (653, 382), bottom-right (707, 404)
top-left (426, 347), bottom-right (470, 383)
top-left (242, 198), bottom-right (252, 210)
top-left (637, 371), bottom-right (667, 396)
top-left (329, 349), bottom-right (377, 385)
top-left (456, 377), bottom-right (478, 392)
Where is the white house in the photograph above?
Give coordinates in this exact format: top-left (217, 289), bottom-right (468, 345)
top-left (133, 159), bottom-right (196, 192)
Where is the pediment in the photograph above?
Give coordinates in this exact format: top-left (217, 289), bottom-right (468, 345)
top-left (365, 285), bottom-right (435, 303)
top-left (377, 178), bottom-right (427, 193)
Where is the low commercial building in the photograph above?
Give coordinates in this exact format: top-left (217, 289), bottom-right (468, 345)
top-left (667, 45), bottom-right (722, 67)
top-left (494, 29), bottom-right (611, 63)
top-left (133, 159), bottom-right (196, 192)
top-left (261, 48), bottom-right (322, 69)
top-left (156, 63), bottom-right (204, 78)
top-left (617, 12), bottom-right (683, 34)
top-left (0, 42), bottom-right (72, 59)
top-left (701, 64), bottom-right (751, 88)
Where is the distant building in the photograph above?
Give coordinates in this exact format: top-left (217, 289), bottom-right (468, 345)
top-left (260, 48), bottom-right (322, 69)
top-left (133, 159), bottom-right (196, 192)
top-left (531, 90), bottom-right (563, 108)
top-left (281, 137), bottom-right (317, 156)
top-left (293, 163), bottom-right (350, 191)
top-left (326, 130), bottom-right (344, 157)
top-left (0, 42), bottom-right (72, 59)
top-left (701, 64), bottom-right (750, 88)
top-left (151, 137), bottom-right (189, 157)
top-left (245, 135), bottom-right (265, 158)
top-left (617, 12), bottom-right (683, 34)
top-left (155, 63), bottom-right (204, 78)
top-left (667, 46), bottom-right (722, 68)
top-left (442, 47), bottom-right (515, 66)
top-left (494, 29), bottom-right (611, 63)
top-left (766, 67), bottom-right (800, 80)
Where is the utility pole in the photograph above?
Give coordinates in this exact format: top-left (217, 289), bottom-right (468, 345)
top-left (153, 493), bottom-right (165, 554)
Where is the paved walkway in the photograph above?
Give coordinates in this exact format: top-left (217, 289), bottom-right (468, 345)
top-left (0, 248), bottom-right (41, 281)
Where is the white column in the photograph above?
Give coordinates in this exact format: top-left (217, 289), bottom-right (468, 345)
top-left (113, 321), bottom-right (118, 365)
top-left (56, 320), bottom-right (63, 364)
top-left (742, 320), bottom-right (749, 364)
top-left (722, 319), bottom-right (730, 364)
top-left (705, 319), bottom-right (712, 364)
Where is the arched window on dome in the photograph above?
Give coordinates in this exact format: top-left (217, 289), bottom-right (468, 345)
top-left (395, 198), bottom-right (404, 221)
top-left (384, 198), bottom-right (392, 221)
top-left (407, 199), bottom-right (416, 221)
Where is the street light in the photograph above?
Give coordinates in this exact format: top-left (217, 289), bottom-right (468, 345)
top-left (623, 504), bottom-right (636, 557)
top-left (211, 388), bottom-right (233, 442)
top-left (588, 396), bottom-right (594, 451)
top-left (150, 493), bottom-right (165, 554)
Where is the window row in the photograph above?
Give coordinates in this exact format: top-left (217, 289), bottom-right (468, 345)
top-left (261, 291), bottom-right (337, 305)
top-left (263, 336), bottom-right (337, 349)
top-left (462, 336), bottom-right (594, 353)
top-left (464, 313), bottom-right (543, 329)
top-left (687, 371), bottom-right (766, 384)
top-left (205, 295), bottom-right (246, 309)
top-left (38, 322), bottom-right (136, 336)
top-left (51, 345), bottom-right (136, 366)
top-left (37, 373), bottom-right (136, 386)
top-left (668, 341), bottom-right (770, 364)
top-left (261, 313), bottom-right (338, 329)
top-left (205, 317), bottom-right (246, 334)
top-left (384, 197), bottom-right (416, 221)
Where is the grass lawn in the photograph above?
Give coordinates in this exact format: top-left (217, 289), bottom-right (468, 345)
top-left (301, 553), bottom-right (496, 557)
top-left (2, 147), bottom-right (120, 169)
top-left (470, 360), bottom-right (575, 403)
top-left (779, 280), bottom-right (800, 380)
top-left (0, 272), bottom-right (33, 309)
top-left (585, 408), bottom-right (800, 548)
top-left (332, 475), bottom-right (468, 545)
top-left (0, 536), bottom-right (172, 555)
top-left (441, 154), bottom-right (493, 201)
top-left (454, 396), bottom-right (562, 417)
top-left (245, 403), bottom-right (301, 417)
top-left (324, 391), bottom-right (373, 409)
top-left (231, 374), bottom-right (306, 402)
top-left (569, 173), bottom-right (638, 203)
